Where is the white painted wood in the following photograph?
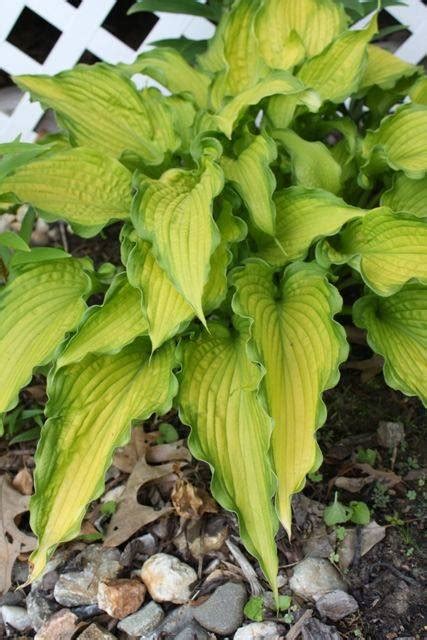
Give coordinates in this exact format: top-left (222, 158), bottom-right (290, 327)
top-left (0, 0), bottom-right (425, 142)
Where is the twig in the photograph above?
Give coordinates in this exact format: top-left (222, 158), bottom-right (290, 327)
top-left (226, 539), bottom-right (263, 595)
top-left (377, 562), bottom-right (421, 587)
top-left (286, 609), bottom-right (313, 640)
top-left (59, 222), bottom-right (69, 252)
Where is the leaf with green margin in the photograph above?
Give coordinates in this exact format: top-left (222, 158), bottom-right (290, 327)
top-left (353, 286), bottom-right (427, 406)
top-left (221, 132), bottom-right (277, 235)
top-left (316, 208), bottom-right (427, 296)
top-left (128, 0), bottom-right (220, 20)
top-left (122, 206), bottom-right (246, 350)
top-left (178, 320), bottom-right (279, 593)
top-left (409, 76), bottom-right (427, 105)
top-left (274, 129), bottom-right (342, 194)
top-left (210, 70), bottom-right (320, 138)
top-left (361, 104), bottom-right (427, 181)
top-left (118, 48), bottom-right (210, 108)
top-left (29, 338), bottom-right (177, 580)
top-left (0, 147), bottom-right (132, 236)
top-left (256, 187), bottom-right (367, 267)
top-left (131, 143), bottom-right (224, 323)
top-left (15, 66), bottom-right (177, 165)
top-left (0, 231), bottom-right (30, 252)
top-left (255, 0), bottom-right (347, 69)
top-left (0, 141), bottom-right (54, 182)
top-left (298, 15), bottom-right (377, 103)
top-left (232, 260), bottom-right (348, 533)
top-left (381, 174), bottom-right (427, 219)
top-left (57, 273), bottom-right (148, 368)
top-left (0, 259), bottom-right (90, 414)
top-left (359, 45), bottom-right (421, 92)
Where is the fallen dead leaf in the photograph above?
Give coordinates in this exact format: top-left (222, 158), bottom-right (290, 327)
top-left (147, 440), bottom-right (192, 465)
top-left (334, 475), bottom-right (373, 493)
top-left (171, 479), bottom-right (218, 519)
top-left (12, 467), bottom-right (33, 495)
top-left (0, 474), bottom-right (36, 594)
top-left (354, 462), bottom-right (401, 488)
top-left (113, 427), bottom-right (150, 473)
top-left (339, 520), bottom-right (386, 570)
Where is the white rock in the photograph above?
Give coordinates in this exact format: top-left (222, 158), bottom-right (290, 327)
top-left (289, 558), bottom-right (347, 602)
top-left (140, 553), bottom-right (197, 604)
top-left (234, 621), bottom-right (282, 639)
top-left (0, 605), bottom-right (32, 631)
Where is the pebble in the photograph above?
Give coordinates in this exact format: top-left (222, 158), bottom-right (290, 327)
top-left (234, 621), bottom-right (282, 640)
top-left (193, 581), bottom-right (246, 635)
top-left (301, 617), bottom-right (341, 640)
top-left (315, 590), bottom-right (359, 620)
top-left (26, 591), bottom-right (57, 630)
top-left (175, 621), bottom-right (209, 640)
top-left (289, 558), bottom-right (347, 602)
top-left (78, 623), bottom-right (117, 639)
top-left (140, 553), bottom-right (197, 604)
top-left (121, 534), bottom-right (157, 567)
top-left (377, 421), bottom-right (405, 448)
top-left (142, 604), bottom-right (194, 639)
top-left (117, 601), bottom-right (164, 636)
top-left (97, 578), bottom-right (146, 619)
top-left (34, 609), bottom-right (78, 640)
top-left (0, 605), bottom-right (32, 631)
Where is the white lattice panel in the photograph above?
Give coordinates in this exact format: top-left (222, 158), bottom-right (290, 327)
top-left (0, 0), bottom-right (426, 143)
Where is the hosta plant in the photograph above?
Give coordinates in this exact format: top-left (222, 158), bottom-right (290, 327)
top-left (0, 0), bottom-right (426, 597)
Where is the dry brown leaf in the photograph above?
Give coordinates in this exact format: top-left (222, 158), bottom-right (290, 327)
top-left (12, 467), bottom-right (33, 495)
top-left (147, 440), bottom-right (192, 465)
top-left (0, 474), bottom-right (36, 594)
top-left (334, 475), bottom-right (373, 493)
top-left (171, 479), bottom-right (218, 519)
top-left (103, 457), bottom-right (180, 547)
top-left (338, 520), bottom-right (386, 570)
top-left (354, 462), bottom-right (402, 488)
top-left (113, 427), bottom-right (150, 473)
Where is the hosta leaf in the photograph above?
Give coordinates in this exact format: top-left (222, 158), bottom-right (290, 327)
top-left (221, 132), bottom-right (277, 235)
top-left (316, 209), bottom-right (427, 296)
top-left (361, 104), bottom-right (427, 181)
top-left (132, 143), bottom-right (224, 322)
top-left (409, 76), bottom-right (427, 105)
top-left (0, 141), bottom-right (54, 182)
top-left (298, 15), bottom-right (377, 103)
top-left (123, 207), bottom-right (246, 350)
top-left (30, 339), bottom-right (177, 580)
top-left (212, 70), bottom-right (320, 138)
top-left (232, 261), bottom-right (347, 533)
top-left (381, 174), bottom-right (427, 219)
top-left (255, 0), bottom-right (347, 69)
top-left (57, 274), bottom-right (148, 368)
top-left (359, 45), bottom-right (421, 91)
top-left (119, 48), bottom-right (210, 108)
top-left (274, 129), bottom-right (342, 194)
top-left (256, 187), bottom-right (367, 266)
top-left (178, 321), bottom-right (279, 592)
top-left (15, 66), bottom-right (177, 164)
top-left (0, 147), bottom-right (132, 236)
top-left (353, 286), bottom-right (427, 406)
top-left (0, 259), bottom-right (90, 414)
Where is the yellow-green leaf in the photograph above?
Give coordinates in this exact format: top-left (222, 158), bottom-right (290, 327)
top-left (409, 76), bottom-right (427, 105)
top-left (0, 259), bottom-right (90, 414)
top-left (15, 66), bottom-right (176, 164)
top-left (381, 174), bottom-right (427, 219)
top-left (30, 338), bottom-right (177, 580)
top-left (178, 320), bottom-right (279, 593)
top-left (132, 144), bottom-right (224, 322)
top-left (0, 147), bottom-right (132, 236)
top-left (57, 273), bottom-right (148, 368)
top-left (298, 16), bottom-right (377, 103)
top-left (361, 104), bottom-right (427, 181)
top-left (256, 187), bottom-right (367, 266)
top-left (359, 45), bottom-right (421, 91)
top-left (316, 208), bottom-right (427, 296)
top-left (232, 261), bottom-right (347, 533)
top-left (274, 129), bottom-right (342, 194)
top-left (221, 132), bottom-right (277, 235)
top-left (255, 0), bottom-right (347, 69)
top-left (120, 48), bottom-right (210, 108)
top-left (354, 286), bottom-right (427, 406)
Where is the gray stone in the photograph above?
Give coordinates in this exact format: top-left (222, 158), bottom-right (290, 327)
top-left (377, 421), bottom-right (405, 448)
top-left (289, 558), bottom-right (347, 602)
top-left (175, 621), bottom-right (209, 640)
top-left (0, 605), bottom-right (32, 631)
top-left (142, 604), bottom-right (194, 639)
top-left (140, 554), bottom-right (197, 604)
top-left (78, 623), bottom-right (117, 639)
top-left (316, 590), bottom-right (359, 621)
top-left (26, 590), bottom-right (58, 630)
top-left (193, 581), bottom-right (246, 635)
top-left (117, 601), bottom-right (164, 636)
top-left (76, 545), bottom-right (122, 577)
top-left (234, 621), bottom-right (282, 639)
top-left (301, 618), bottom-right (342, 640)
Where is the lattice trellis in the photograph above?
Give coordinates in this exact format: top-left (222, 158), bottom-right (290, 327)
top-left (0, 0), bottom-right (426, 143)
